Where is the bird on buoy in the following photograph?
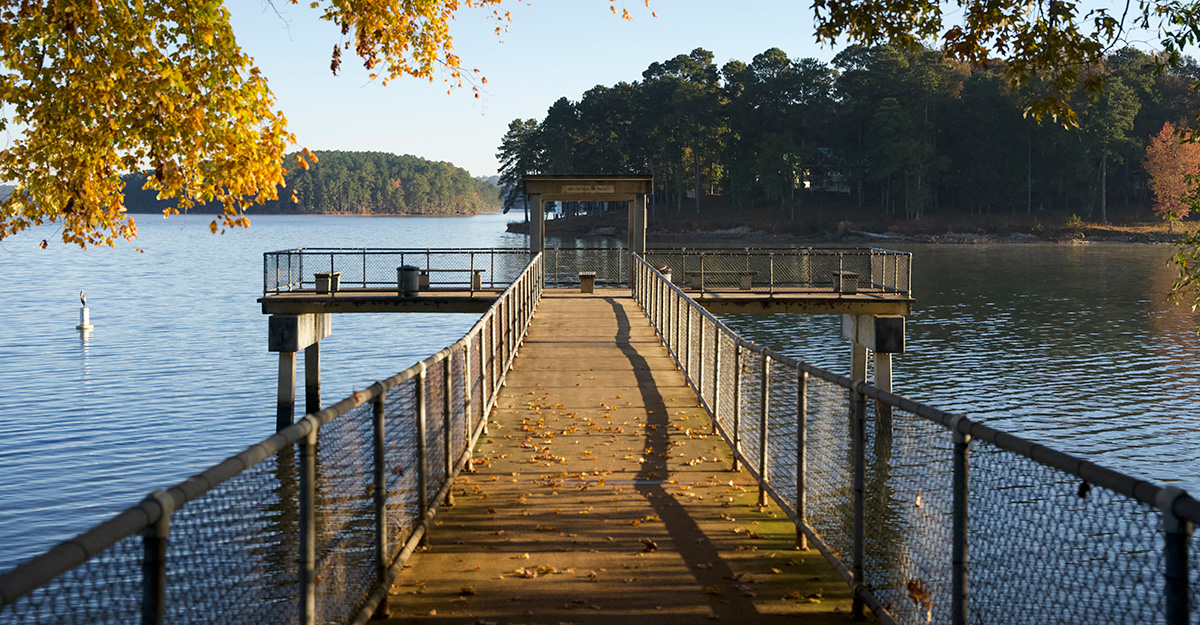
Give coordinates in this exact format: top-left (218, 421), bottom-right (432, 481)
top-left (80, 290), bottom-right (87, 307)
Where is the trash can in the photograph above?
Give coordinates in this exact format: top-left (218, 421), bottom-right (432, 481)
top-left (315, 271), bottom-right (341, 294)
top-left (579, 271), bottom-right (596, 294)
top-left (398, 265), bottom-right (420, 297)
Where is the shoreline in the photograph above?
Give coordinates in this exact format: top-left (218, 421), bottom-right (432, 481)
top-left (506, 219), bottom-right (1186, 245)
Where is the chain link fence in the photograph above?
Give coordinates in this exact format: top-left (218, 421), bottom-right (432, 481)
top-left (263, 248), bottom-right (531, 294)
top-left (644, 247), bottom-right (912, 295)
top-left (1, 255), bottom-right (545, 625)
top-left (632, 255), bottom-right (1197, 625)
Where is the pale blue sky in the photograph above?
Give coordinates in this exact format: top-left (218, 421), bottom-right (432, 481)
top-left (228, 1), bottom-right (840, 178)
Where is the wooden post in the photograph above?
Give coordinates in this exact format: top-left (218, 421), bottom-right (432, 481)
top-left (875, 352), bottom-right (893, 432)
top-left (372, 392), bottom-right (390, 619)
top-left (529, 194), bottom-right (544, 261)
top-left (277, 352), bottom-right (296, 432)
top-left (304, 343), bottom-right (320, 415)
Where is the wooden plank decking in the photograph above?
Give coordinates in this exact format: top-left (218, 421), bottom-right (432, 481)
top-left (382, 289), bottom-right (855, 624)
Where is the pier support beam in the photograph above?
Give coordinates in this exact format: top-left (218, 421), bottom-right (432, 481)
top-left (269, 313), bottom-right (332, 431)
top-left (842, 314), bottom-right (904, 426)
top-left (627, 194), bottom-right (647, 286)
top-left (305, 343), bottom-right (321, 415)
top-left (529, 193), bottom-right (544, 262)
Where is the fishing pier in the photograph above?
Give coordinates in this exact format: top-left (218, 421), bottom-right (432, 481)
top-left (1, 176), bottom-right (1196, 625)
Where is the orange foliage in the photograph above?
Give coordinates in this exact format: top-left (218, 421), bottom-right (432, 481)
top-left (1144, 122), bottom-right (1200, 220)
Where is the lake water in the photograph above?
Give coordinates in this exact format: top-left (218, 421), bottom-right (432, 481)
top-left (1, 215), bottom-right (1197, 571)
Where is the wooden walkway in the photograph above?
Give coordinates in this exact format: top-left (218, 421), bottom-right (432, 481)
top-left (383, 289), bottom-right (854, 624)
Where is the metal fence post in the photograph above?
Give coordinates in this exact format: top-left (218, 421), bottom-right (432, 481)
top-left (685, 305), bottom-right (693, 382)
top-left (732, 344), bottom-right (742, 472)
top-left (480, 321), bottom-right (489, 435)
top-left (1159, 486), bottom-right (1193, 625)
top-left (672, 291), bottom-right (679, 357)
top-left (416, 363), bottom-right (429, 544)
top-left (757, 353), bottom-right (771, 506)
top-left (796, 371), bottom-right (808, 550)
top-left (464, 340), bottom-right (474, 472)
top-left (372, 392), bottom-right (390, 619)
top-left (443, 354), bottom-right (454, 507)
top-left (951, 418), bottom-right (971, 625)
top-left (141, 490), bottom-right (174, 625)
top-left (697, 315), bottom-right (706, 402)
top-left (299, 424), bottom-right (317, 625)
top-left (711, 326), bottom-right (721, 435)
top-left (850, 380), bottom-right (866, 620)
top-left (657, 275), bottom-right (667, 338)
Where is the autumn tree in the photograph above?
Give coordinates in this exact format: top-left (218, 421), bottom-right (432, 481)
top-left (0, 0), bottom-right (617, 248)
top-left (1144, 122), bottom-right (1200, 221)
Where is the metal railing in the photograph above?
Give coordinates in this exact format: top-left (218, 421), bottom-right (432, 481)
top-left (264, 247), bottom-right (912, 295)
top-left (263, 248), bottom-right (531, 294)
top-left (544, 246), bottom-right (627, 287)
top-left (632, 255), bottom-right (1196, 625)
top-left (644, 247), bottom-right (912, 295)
top-left (0, 255), bottom-right (546, 625)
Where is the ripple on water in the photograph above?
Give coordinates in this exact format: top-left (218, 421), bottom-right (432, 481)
top-left (721, 243), bottom-right (1200, 496)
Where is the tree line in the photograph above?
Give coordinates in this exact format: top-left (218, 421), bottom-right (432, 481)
top-left (498, 45), bottom-right (1200, 223)
top-left (125, 151), bottom-right (500, 216)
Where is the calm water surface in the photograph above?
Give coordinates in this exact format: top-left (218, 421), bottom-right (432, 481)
top-left (1, 219), bottom-right (1197, 571)
top-left (0, 213), bottom-right (523, 570)
top-left (722, 243), bottom-right (1200, 493)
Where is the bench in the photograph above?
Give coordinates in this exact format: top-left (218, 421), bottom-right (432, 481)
top-left (418, 268), bottom-right (487, 291)
top-left (579, 271), bottom-right (596, 294)
top-left (832, 271), bottom-right (859, 294)
top-left (685, 270), bottom-right (754, 291)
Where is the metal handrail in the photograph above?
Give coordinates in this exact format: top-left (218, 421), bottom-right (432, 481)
top-left (1, 255), bottom-right (546, 625)
top-left (631, 254), bottom-right (1195, 625)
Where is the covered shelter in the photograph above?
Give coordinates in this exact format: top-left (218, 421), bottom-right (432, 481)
top-left (522, 174), bottom-right (653, 284)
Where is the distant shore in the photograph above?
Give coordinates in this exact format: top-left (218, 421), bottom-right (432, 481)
top-left (504, 206), bottom-right (1190, 245)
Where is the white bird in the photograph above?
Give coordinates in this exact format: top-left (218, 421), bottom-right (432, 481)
top-left (80, 290), bottom-right (86, 307)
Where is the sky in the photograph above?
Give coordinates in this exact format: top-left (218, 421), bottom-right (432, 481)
top-left (228, 1), bottom-right (845, 178)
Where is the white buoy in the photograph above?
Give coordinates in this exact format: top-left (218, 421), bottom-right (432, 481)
top-left (76, 306), bottom-right (93, 331)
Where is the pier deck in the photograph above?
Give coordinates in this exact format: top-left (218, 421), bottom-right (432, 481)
top-left (383, 289), bottom-right (853, 624)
